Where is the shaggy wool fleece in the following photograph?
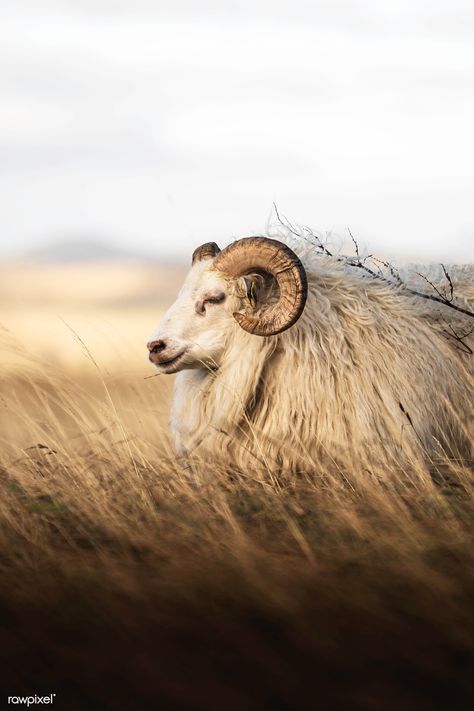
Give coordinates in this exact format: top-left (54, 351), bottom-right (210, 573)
top-left (170, 236), bottom-right (473, 474)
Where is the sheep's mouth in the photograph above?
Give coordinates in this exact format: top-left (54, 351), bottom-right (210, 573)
top-left (153, 350), bottom-right (187, 371)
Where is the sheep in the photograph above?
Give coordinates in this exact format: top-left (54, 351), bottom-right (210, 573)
top-left (147, 235), bottom-right (473, 473)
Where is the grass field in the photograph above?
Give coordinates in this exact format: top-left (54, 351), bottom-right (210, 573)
top-left (0, 262), bottom-right (473, 709)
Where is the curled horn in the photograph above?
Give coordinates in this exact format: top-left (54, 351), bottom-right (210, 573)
top-left (212, 236), bottom-right (307, 336)
top-left (192, 242), bottom-right (221, 265)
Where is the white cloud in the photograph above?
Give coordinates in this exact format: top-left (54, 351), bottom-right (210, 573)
top-left (0, 0), bottom-right (473, 261)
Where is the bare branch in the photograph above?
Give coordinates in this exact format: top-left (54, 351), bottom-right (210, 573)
top-left (415, 271), bottom-right (449, 302)
top-left (442, 323), bottom-right (474, 355)
top-left (301, 224), bottom-right (334, 257)
top-left (271, 210), bottom-right (474, 321)
top-left (370, 255), bottom-right (403, 284)
top-left (272, 202), bottom-right (301, 238)
top-left (348, 227), bottom-right (361, 264)
top-left (441, 264), bottom-right (454, 303)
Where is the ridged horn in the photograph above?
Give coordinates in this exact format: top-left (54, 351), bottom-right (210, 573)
top-left (192, 242), bottom-right (221, 265)
top-left (212, 236), bottom-right (307, 336)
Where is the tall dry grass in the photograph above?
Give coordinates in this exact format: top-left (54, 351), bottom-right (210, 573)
top-left (0, 273), bottom-right (473, 708)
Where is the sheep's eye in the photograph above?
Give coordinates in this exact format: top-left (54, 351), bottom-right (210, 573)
top-left (205, 293), bottom-right (226, 305)
top-left (195, 292), bottom-right (226, 315)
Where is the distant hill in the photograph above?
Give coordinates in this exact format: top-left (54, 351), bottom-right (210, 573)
top-left (23, 238), bottom-right (154, 264)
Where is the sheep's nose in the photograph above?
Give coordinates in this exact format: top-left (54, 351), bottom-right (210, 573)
top-left (147, 339), bottom-right (167, 354)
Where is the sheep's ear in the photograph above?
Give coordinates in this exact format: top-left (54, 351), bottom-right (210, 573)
top-left (242, 277), bottom-right (258, 307)
top-left (238, 275), bottom-right (266, 308)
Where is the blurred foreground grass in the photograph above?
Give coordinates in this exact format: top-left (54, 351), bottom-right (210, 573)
top-left (0, 262), bottom-right (473, 709)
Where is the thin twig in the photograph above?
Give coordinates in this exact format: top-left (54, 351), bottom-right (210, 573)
top-left (442, 323), bottom-right (474, 355)
top-left (441, 264), bottom-right (454, 303)
top-left (272, 206), bottom-right (474, 320)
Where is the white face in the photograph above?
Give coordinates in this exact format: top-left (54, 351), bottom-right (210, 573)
top-left (147, 259), bottom-right (239, 374)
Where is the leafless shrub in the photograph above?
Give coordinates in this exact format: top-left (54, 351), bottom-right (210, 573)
top-left (272, 204), bottom-right (474, 355)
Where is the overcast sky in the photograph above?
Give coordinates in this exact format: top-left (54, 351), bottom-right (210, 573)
top-left (1, 0), bottom-right (473, 262)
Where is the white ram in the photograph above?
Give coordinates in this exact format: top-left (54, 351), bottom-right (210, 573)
top-left (147, 236), bottom-right (473, 472)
